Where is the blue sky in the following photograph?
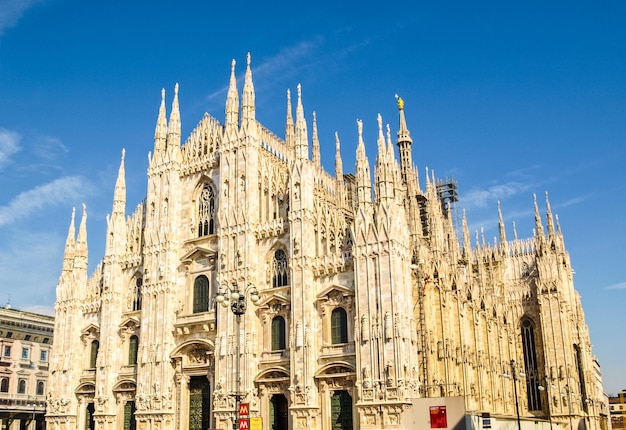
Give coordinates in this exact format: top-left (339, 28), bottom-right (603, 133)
top-left (0, 1), bottom-right (624, 393)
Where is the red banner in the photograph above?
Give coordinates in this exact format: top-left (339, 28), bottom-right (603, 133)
top-left (430, 405), bottom-right (447, 429)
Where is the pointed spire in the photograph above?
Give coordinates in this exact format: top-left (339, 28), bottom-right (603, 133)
top-left (241, 52), bottom-right (256, 123)
top-left (312, 112), bottom-right (321, 166)
top-left (386, 124), bottom-right (395, 163)
top-left (497, 201), bottom-right (507, 244)
top-left (225, 59), bottom-right (239, 130)
top-left (545, 191), bottom-right (555, 236)
top-left (395, 94), bottom-right (414, 182)
top-left (376, 113), bottom-right (386, 156)
top-left (62, 208), bottom-right (76, 271)
top-left (335, 132), bottom-right (343, 180)
top-left (374, 113), bottom-right (394, 203)
top-left (335, 132), bottom-right (345, 208)
top-left (74, 203), bottom-right (88, 270)
top-left (167, 83), bottom-right (181, 148)
top-left (113, 149), bottom-right (126, 216)
top-left (462, 209), bottom-right (471, 256)
top-left (513, 221), bottom-right (518, 241)
top-left (285, 89), bottom-right (295, 148)
top-left (294, 84), bottom-right (308, 159)
top-left (355, 119), bottom-right (372, 204)
top-left (534, 194), bottom-right (545, 239)
top-left (153, 88), bottom-right (167, 158)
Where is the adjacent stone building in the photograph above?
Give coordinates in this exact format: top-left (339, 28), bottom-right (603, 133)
top-left (0, 306), bottom-right (54, 430)
top-left (47, 54), bottom-right (604, 430)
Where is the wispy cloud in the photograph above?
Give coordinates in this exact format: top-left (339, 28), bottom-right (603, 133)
top-left (606, 282), bottom-right (626, 290)
top-left (0, 0), bottom-right (42, 37)
top-left (461, 181), bottom-right (534, 210)
top-left (34, 135), bottom-right (69, 161)
top-left (0, 127), bottom-right (22, 170)
top-left (0, 176), bottom-right (88, 227)
top-left (205, 40), bottom-right (322, 103)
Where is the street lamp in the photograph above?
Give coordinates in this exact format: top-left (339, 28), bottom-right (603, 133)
top-left (538, 382), bottom-right (555, 430)
top-left (504, 360), bottom-right (525, 430)
top-left (585, 398), bottom-right (598, 430)
top-left (561, 385), bottom-right (575, 430)
top-left (215, 283), bottom-right (260, 430)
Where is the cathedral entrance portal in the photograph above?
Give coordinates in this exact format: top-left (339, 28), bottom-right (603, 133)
top-left (330, 391), bottom-right (353, 430)
top-left (188, 376), bottom-right (210, 430)
top-left (269, 394), bottom-right (288, 430)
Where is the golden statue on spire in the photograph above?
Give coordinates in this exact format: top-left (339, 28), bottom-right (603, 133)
top-left (395, 94), bottom-right (404, 110)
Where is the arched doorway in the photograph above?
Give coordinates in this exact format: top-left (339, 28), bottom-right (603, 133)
top-left (330, 390), bottom-right (353, 430)
top-left (188, 376), bottom-right (210, 430)
top-left (123, 400), bottom-right (136, 430)
top-left (85, 402), bottom-right (95, 430)
top-left (269, 394), bottom-right (288, 430)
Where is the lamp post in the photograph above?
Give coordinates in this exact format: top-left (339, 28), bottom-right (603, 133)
top-left (561, 385), bottom-right (574, 430)
top-left (216, 283), bottom-right (260, 430)
top-left (504, 360), bottom-right (524, 430)
top-left (586, 398), bottom-right (598, 430)
top-left (538, 381), bottom-right (554, 430)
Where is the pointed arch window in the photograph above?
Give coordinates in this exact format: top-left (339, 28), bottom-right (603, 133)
top-left (198, 184), bottom-right (216, 237)
top-left (132, 277), bottom-right (143, 311)
top-left (89, 340), bottom-right (100, 369)
top-left (193, 275), bottom-right (210, 314)
top-left (129, 335), bottom-right (139, 365)
top-left (521, 317), bottom-right (541, 410)
top-left (271, 249), bottom-right (288, 288)
top-left (271, 316), bottom-right (286, 350)
top-left (331, 307), bottom-right (348, 344)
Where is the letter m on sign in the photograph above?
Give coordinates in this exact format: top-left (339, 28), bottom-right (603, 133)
top-left (239, 403), bottom-right (249, 416)
top-left (238, 418), bottom-right (250, 430)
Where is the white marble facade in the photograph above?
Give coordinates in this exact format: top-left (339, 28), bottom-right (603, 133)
top-left (47, 55), bottom-right (603, 430)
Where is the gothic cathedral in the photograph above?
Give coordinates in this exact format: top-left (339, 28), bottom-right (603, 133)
top-left (47, 55), bottom-right (604, 430)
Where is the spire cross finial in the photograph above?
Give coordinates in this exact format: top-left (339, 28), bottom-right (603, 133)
top-left (231, 59), bottom-right (236, 71)
top-left (247, 52), bottom-right (251, 65)
top-left (161, 88), bottom-right (165, 101)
